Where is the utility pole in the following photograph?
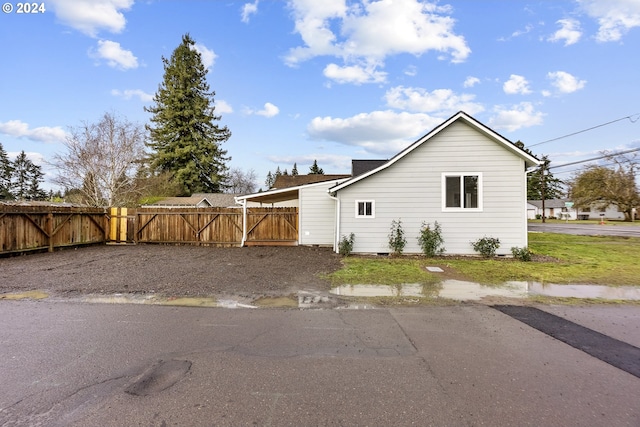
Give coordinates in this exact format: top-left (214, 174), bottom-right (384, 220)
top-left (540, 163), bottom-right (546, 223)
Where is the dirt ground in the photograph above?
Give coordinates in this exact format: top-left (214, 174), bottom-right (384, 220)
top-left (0, 244), bottom-right (344, 298)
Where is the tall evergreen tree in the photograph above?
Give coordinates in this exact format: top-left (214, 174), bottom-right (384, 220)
top-left (308, 159), bottom-right (324, 174)
top-left (291, 163), bottom-right (299, 176)
top-left (12, 151), bottom-right (45, 200)
top-left (527, 155), bottom-right (564, 200)
top-left (0, 143), bottom-right (13, 199)
top-left (145, 33), bottom-right (231, 195)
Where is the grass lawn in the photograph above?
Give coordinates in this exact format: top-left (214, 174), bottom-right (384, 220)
top-left (328, 233), bottom-right (640, 287)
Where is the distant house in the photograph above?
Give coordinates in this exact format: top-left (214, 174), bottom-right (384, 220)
top-left (149, 193), bottom-right (240, 208)
top-left (528, 199), bottom-right (626, 220)
top-left (237, 111), bottom-right (540, 255)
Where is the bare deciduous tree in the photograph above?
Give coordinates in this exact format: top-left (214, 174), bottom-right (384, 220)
top-left (52, 112), bottom-right (146, 206)
top-left (225, 167), bottom-right (257, 194)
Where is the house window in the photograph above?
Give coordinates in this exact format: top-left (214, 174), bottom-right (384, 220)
top-left (356, 200), bottom-right (374, 218)
top-left (442, 173), bottom-right (482, 211)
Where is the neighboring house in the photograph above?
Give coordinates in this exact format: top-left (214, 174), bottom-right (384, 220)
top-left (527, 199), bottom-right (576, 220)
top-left (528, 199), bottom-right (626, 220)
top-left (149, 193), bottom-right (240, 208)
top-left (237, 111), bottom-right (540, 255)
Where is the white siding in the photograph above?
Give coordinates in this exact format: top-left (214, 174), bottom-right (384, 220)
top-left (336, 121), bottom-right (529, 255)
top-left (299, 182), bottom-right (339, 246)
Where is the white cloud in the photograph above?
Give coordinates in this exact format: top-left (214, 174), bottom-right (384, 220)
top-left (323, 63), bottom-right (387, 84)
top-left (463, 76), bottom-right (480, 88)
top-left (246, 102), bottom-right (280, 118)
top-left (241, 0), bottom-right (259, 23)
top-left (285, 0), bottom-right (470, 83)
top-left (307, 110), bottom-right (443, 155)
top-left (215, 100), bottom-right (234, 114)
top-left (0, 120), bottom-right (67, 143)
top-left (404, 65), bottom-right (418, 76)
top-left (49, 0), bottom-right (133, 37)
top-left (111, 89), bottom-right (153, 102)
top-left (503, 74), bottom-right (532, 95)
top-left (384, 86), bottom-right (484, 116)
top-left (547, 71), bottom-right (587, 94)
top-left (488, 102), bottom-right (545, 132)
top-left (547, 18), bottom-right (582, 46)
top-left (192, 43), bottom-right (217, 69)
top-left (578, 0), bottom-right (640, 42)
top-left (91, 40), bottom-right (138, 69)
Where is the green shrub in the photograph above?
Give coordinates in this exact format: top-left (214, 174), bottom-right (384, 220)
top-left (471, 236), bottom-right (501, 257)
top-left (511, 246), bottom-right (532, 261)
top-left (339, 233), bottom-right (355, 256)
top-left (388, 219), bottom-right (407, 256)
top-left (417, 221), bottom-right (445, 257)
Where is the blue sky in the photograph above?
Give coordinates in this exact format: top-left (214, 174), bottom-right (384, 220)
top-left (1, 0), bottom-right (639, 191)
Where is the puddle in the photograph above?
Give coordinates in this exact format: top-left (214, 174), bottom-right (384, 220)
top-left (0, 290), bottom-right (49, 300)
top-left (83, 294), bottom-right (255, 308)
top-left (330, 280), bottom-right (640, 301)
top-left (253, 296), bottom-right (298, 308)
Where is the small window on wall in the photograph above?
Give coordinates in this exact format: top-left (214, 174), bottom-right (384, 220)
top-left (356, 200), bottom-right (374, 218)
top-left (443, 173), bottom-right (482, 211)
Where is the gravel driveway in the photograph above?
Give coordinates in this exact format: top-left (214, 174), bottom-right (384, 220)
top-left (0, 245), bottom-right (343, 298)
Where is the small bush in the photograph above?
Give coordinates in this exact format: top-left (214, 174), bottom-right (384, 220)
top-left (339, 233), bottom-right (355, 256)
top-left (417, 221), bottom-right (445, 257)
top-left (511, 246), bottom-right (532, 261)
top-left (388, 219), bottom-right (407, 256)
top-left (471, 236), bottom-right (501, 257)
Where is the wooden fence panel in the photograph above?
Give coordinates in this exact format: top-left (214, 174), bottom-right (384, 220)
top-left (1, 205), bottom-right (300, 254)
top-left (245, 207), bottom-right (298, 245)
top-left (0, 205), bottom-right (106, 255)
top-left (133, 208), bottom-right (244, 246)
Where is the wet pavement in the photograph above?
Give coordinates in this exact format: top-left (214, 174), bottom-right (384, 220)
top-left (1, 301), bottom-right (639, 426)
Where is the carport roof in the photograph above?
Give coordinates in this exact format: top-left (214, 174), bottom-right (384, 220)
top-left (235, 176), bottom-right (349, 204)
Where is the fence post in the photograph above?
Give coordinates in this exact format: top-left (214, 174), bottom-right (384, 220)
top-left (47, 210), bottom-right (54, 252)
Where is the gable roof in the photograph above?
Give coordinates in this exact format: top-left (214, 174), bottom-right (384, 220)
top-left (528, 199), bottom-right (572, 209)
top-left (271, 174), bottom-right (351, 189)
top-left (330, 111), bottom-right (541, 193)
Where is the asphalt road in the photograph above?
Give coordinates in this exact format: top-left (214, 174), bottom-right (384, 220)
top-left (528, 222), bottom-right (640, 237)
top-left (1, 301), bottom-right (639, 426)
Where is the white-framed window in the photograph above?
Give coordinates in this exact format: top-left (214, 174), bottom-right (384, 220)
top-left (355, 200), bottom-right (375, 218)
top-left (442, 173), bottom-right (482, 211)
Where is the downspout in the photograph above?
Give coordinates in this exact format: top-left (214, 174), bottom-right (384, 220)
top-left (328, 192), bottom-right (340, 253)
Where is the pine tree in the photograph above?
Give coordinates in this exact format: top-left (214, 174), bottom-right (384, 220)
top-left (145, 33), bottom-right (231, 195)
top-left (0, 142), bottom-right (13, 199)
top-left (291, 163), bottom-right (299, 176)
top-left (308, 159), bottom-right (324, 174)
top-left (265, 171), bottom-right (275, 189)
top-left (12, 151), bottom-right (45, 200)
top-left (527, 155), bottom-right (564, 200)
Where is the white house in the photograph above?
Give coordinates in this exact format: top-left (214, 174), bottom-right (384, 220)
top-left (236, 111), bottom-right (540, 255)
top-left (329, 111), bottom-right (540, 255)
top-left (527, 199), bottom-right (626, 220)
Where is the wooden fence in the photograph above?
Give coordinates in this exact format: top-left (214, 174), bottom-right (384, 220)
top-left (1, 205), bottom-right (299, 254)
top-left (0, 205), bottom-right (107, 254)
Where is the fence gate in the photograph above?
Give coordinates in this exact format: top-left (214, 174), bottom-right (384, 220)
top-left (244, 207), bottom-right (298, 246)
top-left (108, 207), bottom-right (134, 243)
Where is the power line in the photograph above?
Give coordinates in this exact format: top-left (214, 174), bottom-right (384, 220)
top-left (527, 113), bottom-right (640, 148)
top-left (548, 147), bottom-right (640, 170)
